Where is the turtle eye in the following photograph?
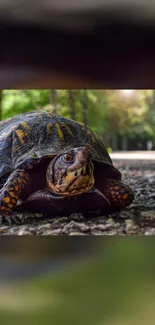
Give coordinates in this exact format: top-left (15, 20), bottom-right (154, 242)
top-left (62, 153), bottom-right (74, 163)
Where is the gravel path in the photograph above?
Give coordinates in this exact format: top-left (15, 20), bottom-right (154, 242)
top-left (0, 159), bottom-right (155, 235)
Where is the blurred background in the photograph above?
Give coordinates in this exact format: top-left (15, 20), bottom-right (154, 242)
top-left (0, 237), bottom-right (155, 325)
top-left (1, 89), bottom-right (155, 151)
top-left (1, 0), bottom-right (155, 87)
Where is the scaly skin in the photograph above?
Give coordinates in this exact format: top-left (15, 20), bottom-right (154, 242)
top-left (102, 179), bottom-right (134, 208)
top-left (0, 169), bottom-right (31, 213)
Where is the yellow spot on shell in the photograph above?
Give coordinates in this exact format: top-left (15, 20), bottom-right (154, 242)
top-left (21, 179), bottom-right (27, 185)
top-left (47, 123), bottom-right (53, 134)
top-left (8, 203), bottom-right (13, 209)
top-left (10, 192), bottom-right (16, 198)
top-left (56, 123), bottom-right (64, 140)
top-left (61, 122), bottom-right (73, 136)
top-left (78, 122), bottom-right (84, 127)
top-left (18, 178), bottom-right (23, 184)
top-left (16, 130), bottom-right (25, 144)
top-left (123, 194), bottom-right (127, 199)
top-left (91, 134), bottom-right (96, 143)
top-left (4, 197), bottom-right (10, 203)
top-left (15, 185), bottom-right (19, 191)
top-left (0, 206), bottom-right (6, 210)
top-left (88, 130), bottom-right (96, 143)
top-left (11, 199), bottom-right (17, 204)
top-left (21, 122), bottom-right (30, 131)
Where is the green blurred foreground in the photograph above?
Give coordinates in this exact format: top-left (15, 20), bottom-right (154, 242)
top-left (0, 238), bottom-right (155, 325)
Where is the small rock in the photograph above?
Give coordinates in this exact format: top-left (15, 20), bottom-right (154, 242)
top-left (106, 218), bottom-right (114, 224)
top-left (69, 232), bottom-right (87, 236)
top-left (106, 230), bottom-right (117, 236)
top-left (144, 228), bottom-right (155, 235)
top-left (52, 217), bottom-right (68, 225)
top-left (69, 213), bottom-right (85, 222)
top-left (125, 219), bottom-right (135, 231)
top-left (75, 223), bottom-right (90, 232)
top-left (91, 231), bottom-right (106, 235)
top-left (41, 229), bottom-right (62, 235)
top-left (113, 222), bottom-right (121, 228)
top-left (38, 223), bottom-right (51, 231)
top-left (141, 211), bottom-right (155, 218)
top-left (18, 228), bottom-right (33, 235)
top-left (126, 230), bottom-right (138, 235)
top-left (91, 224), bottom-right (112, 231)
top-left (62, 221), bottom-right (90, 234)
top-left (95, 218), bottom-right (106, 224)
top-left (61, 221), bottom-right (75, 234)
top-left (144, 173), bottom-right (154, 179)
top-left (0, 226), bottom-right (10, 232)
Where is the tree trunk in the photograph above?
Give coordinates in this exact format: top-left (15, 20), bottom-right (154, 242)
top-left (122, 136), bottom-right (128, 151)
top-left (152, 90), bottom-right (155, 104)
top-left (50, 89), bottom-right (57, 113)
top-left (68, 90), bottom-right (76, 120)
top-left (111, 133), bottom-right (118, 151)
top-left (82, 90), bottom-right (88, 125)
top-left (103, 134), bottom-right (110, 148)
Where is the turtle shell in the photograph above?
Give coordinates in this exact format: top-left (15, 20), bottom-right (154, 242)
top-left (0, 110), bottom-right (121, 182)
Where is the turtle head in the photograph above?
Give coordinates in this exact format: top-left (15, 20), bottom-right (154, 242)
top-left (46, 146), bottom-right (94, 196)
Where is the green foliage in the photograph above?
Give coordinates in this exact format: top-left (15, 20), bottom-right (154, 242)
top-left (0, 240), bottom-right (155, 325)
top-left (1, 89), bottom-right (155, 150)
top-left (2, 90), bottom-right (50, 119)
top-left (107, 147), bottom-right (113, 153)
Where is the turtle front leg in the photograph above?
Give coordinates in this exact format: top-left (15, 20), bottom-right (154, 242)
top-left (0, 169), bottom-right (31, 213)
top-left (88, 179), bottom-right (134, 214)
top-left (101, 179), bottom-right (134, 209)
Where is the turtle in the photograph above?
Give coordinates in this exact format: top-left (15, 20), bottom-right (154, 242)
top-left (0, 110), bottom-right (134, 219)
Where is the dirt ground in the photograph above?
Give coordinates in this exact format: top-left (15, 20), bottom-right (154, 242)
top-left (0, 159), bottom-right (155, 235)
